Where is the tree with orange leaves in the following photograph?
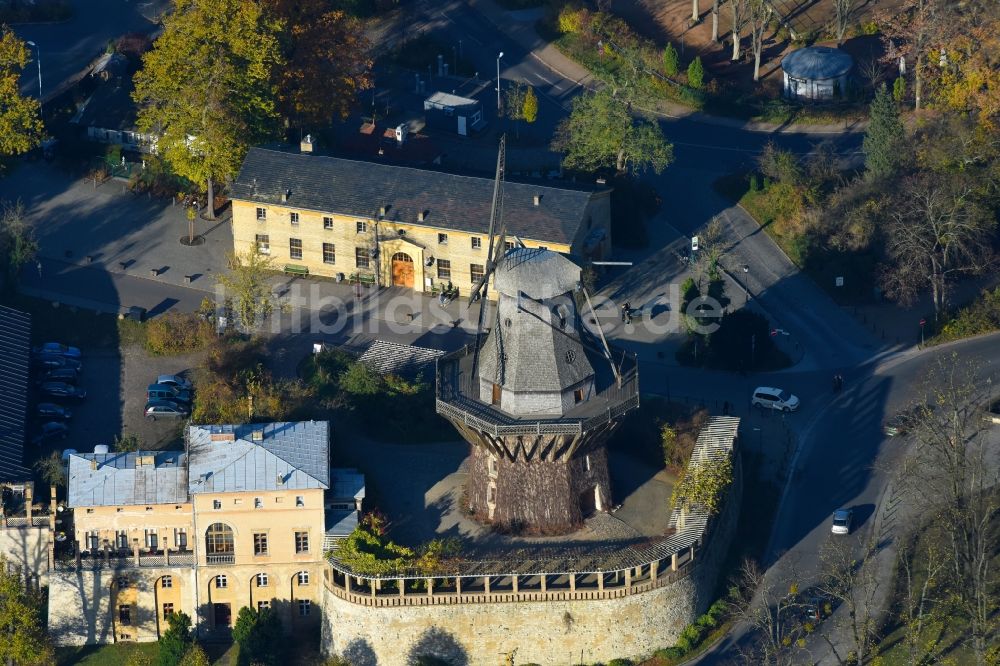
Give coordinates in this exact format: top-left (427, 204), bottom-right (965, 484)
top-left (267, 0), bottom-right (374, 130)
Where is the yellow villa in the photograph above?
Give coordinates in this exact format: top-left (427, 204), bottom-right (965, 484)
top-left (51, 421), bottom-right (348, 644)
top-left (228, 145), bottom-right (613, 297)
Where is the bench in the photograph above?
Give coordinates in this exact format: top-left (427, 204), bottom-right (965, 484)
top-left (284, 264), bottom-right (310, 277)
top-left (349, 272), bottom-right (376, 285)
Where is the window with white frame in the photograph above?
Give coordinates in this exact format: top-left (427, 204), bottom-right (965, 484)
top-left (258, 600), bottom-right (271, 611)
top-left (323, 243), bottom-right (336, 264)
top-left (256, 207), bottom-right (266, 221)
top-left (290, 212), bottom-right (300, 225)
top-left (323, 216), bottom-right (333, 230)
top-left (255, 234), bottom-right (269, 255)
top-left (437, 259), bottom-right (451, 280)
top-left (355, 247), bottom-right (370, 269)
top-left (356, 220), bottom-right (367, 234)
top-left (161, 575), bottom-right (172, 589)
top-left (297, 571), bottom-right (310, 585)
top-left (471, 236), bottom-right (482, 250)
top-left (215, 575), bottom-right (228, 589)
top-left (256, 572), bottom-right (269, 587)
top-left (298, 599), bottom-right (311, 616)
top-left (470, 264), bottom-right (484, 284)
top-left (290, 238), bottom-right (303, 260)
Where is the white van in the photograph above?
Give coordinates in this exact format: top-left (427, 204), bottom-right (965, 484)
top-left (751, 386), bottom-right (800, 412)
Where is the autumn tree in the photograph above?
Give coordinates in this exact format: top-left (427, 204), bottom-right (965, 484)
top-left (730, 559), bottom-right (807, 665)
top-left (33, 451), bottom-right (65, 488)
top-left (216, 249), bottom-right (277, 331)
top-left (729, 0), bottom-right (751, 61)
top-left (670, 450), bottom-right (732, 516)
top-left (862, 84), bottom-right (906, 181)
top-left (832, 0), bottom-right (854, 45)
top-left (896, 358), bottom-right (1000, 666)
top-left (522, 85), bottom-right (538, 125)
top-left (747, 0), bottom-right (771, 81)
top-left (266, 0), bottom-right (373, 129)
top-left (133, 0), bottom-right (284, 220)
top-left (0, 556), bottom-right (53, 665)
top-left (814, 538), bottom-right (882, 665)
top-left (552, 88), bottom-right (673, 175)
top-left (504, 81), bottom-right (526, 138)
top-left (879, 0), bottom-right (953, 111)
top-left (879, 173), bottom-right (995, 318)
top-left (0, 28), bottom-right (43, 159)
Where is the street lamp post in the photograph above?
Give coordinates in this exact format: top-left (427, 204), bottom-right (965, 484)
top-left (496, 51), bottom-right (504, 113)
top-left (26, 41), bottom-right (41, 110)
top-left (742, 264), bottom-right (749, 303)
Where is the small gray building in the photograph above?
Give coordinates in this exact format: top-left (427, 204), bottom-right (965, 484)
top-left (781, 46), bottom-right (854, 101)
top-left (423, 91), bottom-right (486, 136)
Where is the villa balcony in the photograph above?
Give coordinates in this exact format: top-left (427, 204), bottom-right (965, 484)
top-left (435, 342), bottom-right (639, 438)
top-left (205, 553), bottom-right (235, 566)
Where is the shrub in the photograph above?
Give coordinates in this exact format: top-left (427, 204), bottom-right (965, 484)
top-left (687, 56), bottom-right (704, 89)
top-left (557, 5), bottom-right (589, 34)
top-left (144, 312), bottom-right (215, 356)
top-left (675, 623), bottom-right (704, 653)
top-left (608, 660), bottom-right (634, 666)
top-left (933, 287), bottom-right (1000, 343)
top-left (655, 647), bottom-right (685, 659)
top-left (663, 43), bottom-right (679, 77)
top-left (892, 76), bottom-right (906, 103)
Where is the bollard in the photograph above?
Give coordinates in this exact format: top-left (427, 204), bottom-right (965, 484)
top-left (184, 275), bottom-right (192, 284)
top-left (150, 269), bottom-right (158, 277)
top-left (119, 262), bottom-right (128, 272)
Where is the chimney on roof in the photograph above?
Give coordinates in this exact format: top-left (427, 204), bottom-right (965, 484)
top-left (533, 194), bottom-right (541, 206)
top-left (417, 210), bottom-right (426, 222)
top-left (281, 189), bottom-right (290, 203)
top-left (210, 433), bottom-right (236, 442)
top-left (90, 459), bottom-right (98, 470)
top-left (276, 473), bottom-right (285, 486)
top-left (300, 134), bottom-right (313, 153)
top-left (378, 206), bottom-right (386, 218)
top-left (252, 430), bottom-right (264, 442)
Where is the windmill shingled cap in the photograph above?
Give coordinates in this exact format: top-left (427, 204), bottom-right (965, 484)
top-left (492, 248), bottom-right (581, 300)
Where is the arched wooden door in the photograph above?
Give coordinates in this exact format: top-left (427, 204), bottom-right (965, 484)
top-left (391, 252), bottom-right (414, 288)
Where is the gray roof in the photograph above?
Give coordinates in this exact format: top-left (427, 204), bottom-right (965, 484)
top-left (325, 509), bottom-right (359, 538)
top-left (781, 46), bottom-right (854, 80)
top-left (424, 91), bottom-right (479, 109)
top-left (0, 306), bottom-right (30, 482)
top-left (478, 287), bottom-right (594, 395)
top-left (493, 247), bottom-right (581, 300)
top-left (67, 451), bottom-right (188, 508)
top-left (73, 78), bottom-right (138, 132)
top-left (358, 340), bottom-right (444, 379)
top-left (187, 421), bottom-right (330, 493)
top-left (329, 468), bottom-right (365, 501)
top-left (231, 147), bottom-right (607, 246)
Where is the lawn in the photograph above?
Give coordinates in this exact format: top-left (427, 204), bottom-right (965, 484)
top-left (56, 643), bottom-right (160, 666)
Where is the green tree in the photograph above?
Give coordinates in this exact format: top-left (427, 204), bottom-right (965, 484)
top-left (670, 453), bottom-right (733, 515)
top-left (267, 0), bottom-right (373, 128)
top-left (0, 556), bottom-right (53, 665)
top-left (233, 606), bottom-right (283, 666)
top-left (0, 199), bottom-right (37, 282)
top-left (0, 28), bottom-right (43, 159)
top-left (687, 56), bottom-right (705, 89)
top-left (552, 89), bottom-right (673, 174)
top-left (863, 83), bottom-right (906, 181)
top-left (522, 85), bottom-right (538, 125)
top-left (114, 432), bottom-right (143, 453)
top-left (663, 42), bottom-right (679, 76)
top-left (215, 249), bottom-right (277, 331)
top-left (33, 451), bottom-right (66, 488)
top-left (339, 360), bottom-right (381, 397)
top-left (133, 0), bottom-right (284, 219)
top-left (892, 75), bottom-right (906, 103)
top-left (157, 612), bottom-right (194, 666)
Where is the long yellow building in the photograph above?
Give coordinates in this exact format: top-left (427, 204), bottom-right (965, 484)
top-left (53, 421), bottom-right (341, 643)
top-left (229, 146), bottom-right (613, 296)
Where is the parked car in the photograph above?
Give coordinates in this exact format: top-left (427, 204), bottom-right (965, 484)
top-left (156, 374), bottom-right (192, 391)
top-left (32, 354), bottom-right (82, 371)
top-left (39, 382), bottom-right (87, 400)
top-left (751, 387), bottom-right (800, 412)
top-left (32, 342), bottom-right (82, 359)
top-left (831, 509), bottom-right (853, 535)
top-left (36, 368), bottom-right (79, 385)
top-left (32, 422), bottom-right (69, 445)
top-left (147, 383), bottom-right (191, 404)
top-left (145, 399), bottom-right (191, 421)
top-left (36, 403), bottom-right (72, 420)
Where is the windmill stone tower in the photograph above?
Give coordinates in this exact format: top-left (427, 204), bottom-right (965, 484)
top-left (436, 247), bottom-right (639, 533)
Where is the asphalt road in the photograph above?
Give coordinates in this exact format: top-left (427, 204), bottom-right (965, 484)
top-left (12, 0), bottom-right (166, 100)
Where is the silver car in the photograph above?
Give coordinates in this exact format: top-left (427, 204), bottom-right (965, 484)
top-left (831, 509), bottom-right (853, 535)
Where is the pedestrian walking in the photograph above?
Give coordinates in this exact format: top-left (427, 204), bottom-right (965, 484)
top-left (622, 301), bottom-right (632, 325)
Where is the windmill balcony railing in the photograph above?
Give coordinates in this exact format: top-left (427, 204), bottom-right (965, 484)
top-left (435, 344), bottom-right (639, 437)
